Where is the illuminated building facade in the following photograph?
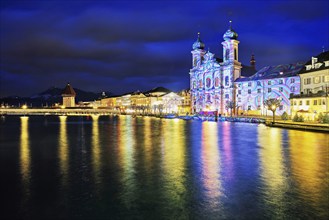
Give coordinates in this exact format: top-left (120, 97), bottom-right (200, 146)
top-left (290, 51), bottom-right (329, 120)
top-left (235, 63), bottom-right (303, 116)
top-left (189, 23), bottom-right (256, 115)
top-left (62, 83), bottom-right (76, 107)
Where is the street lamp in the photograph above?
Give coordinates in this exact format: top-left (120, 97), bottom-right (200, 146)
top-left (264, 98), bottom-right (281, 124)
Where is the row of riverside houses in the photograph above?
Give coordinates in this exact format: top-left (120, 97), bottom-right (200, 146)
top-left (100, 87), bottom-right (191, 115)
top-left (189, 21), bottom-right (329, 120)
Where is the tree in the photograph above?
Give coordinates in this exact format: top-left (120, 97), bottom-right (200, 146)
top-left (264, 98), bottom-right (281, 123)
top-left (281, 111), bottom-right (288, 121)
top-left (225, 101), bottom-right (236, 117)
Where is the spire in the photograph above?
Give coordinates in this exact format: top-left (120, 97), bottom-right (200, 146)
top-left (250, 53), bottom-right (256, 70)
top-left (323, 45), bottom-right (325, 53)
top-left (229, 20), bottom-right (232, 30)
top-left (192, 32), bottom-right (205, 50)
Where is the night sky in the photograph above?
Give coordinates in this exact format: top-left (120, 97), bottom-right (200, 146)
top-left (1, 0), bottom-right (328, 97)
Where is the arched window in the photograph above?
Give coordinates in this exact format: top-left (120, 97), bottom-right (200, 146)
top-left (225, 76), bottom-right (229, 86)
top-left (234, 48), bottom-right (237, 60)
top-left (225, 49), bottom-right (230, 61)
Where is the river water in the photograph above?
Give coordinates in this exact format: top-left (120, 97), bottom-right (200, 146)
top-left (0, 115), bottom-right (328, 219)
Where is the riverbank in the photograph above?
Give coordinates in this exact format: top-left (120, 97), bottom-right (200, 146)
top-left (266, 121), bottom-right (329, 133)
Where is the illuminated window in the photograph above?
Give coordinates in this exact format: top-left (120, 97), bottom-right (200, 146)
top-left (314, 76), bottom-right (320, 84)
top-left (299, 100), bottom-right (302, 105)
top-left (313, 100), bottom-right (317, 105)
top-left (248, 89), bottom-right (251, 94)
top-left (268, 88), bottom-right (271, 93)
top-left (215, 78), bottom-right (219, 87)
top-left (306, 100), bottom-right (310, 105)
top-left (206, 78), bottom-right (211, 88)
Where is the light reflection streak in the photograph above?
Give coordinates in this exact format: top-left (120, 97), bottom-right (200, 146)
top-left (20, 116), bottom-right (30, 188)
top-left (161, 119), bottom-right (187, 215)
top-left (143, 117), bottom-right (152, 174)
top-left (91, 115), bottom-right (101, 186)
top-left (201, 121), bottom-right (221, 206)
top-left (117, 115), bottom-right (136, 208)
top-left (258, 126), bottom-right (286, 216)
top-left (222, 122), bottom-right (233, 180)
top-left (289, 130), bottom-right (328, 207)
top-left (59, 116), bottom-right (68, 184)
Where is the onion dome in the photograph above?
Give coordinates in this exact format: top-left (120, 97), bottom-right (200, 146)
top-left (223, 21), bottom-right (238, 40)
top-left (192, 32), bottom-right (205, 50)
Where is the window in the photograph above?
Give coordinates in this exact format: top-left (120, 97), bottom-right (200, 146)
top-left (314, 76), bottom-right (321, 84)
top-left (306, 100), bottom-right (310, 105)
top-left (279, 87), bottom-right (283, 92)
top-left (234, 48), bottom-right (237, 60)
top-left (248, 82), bottom-right (252, 87)
top-left (248, 89), bottom-right (251, 94)
top-left (291, 78), bottom-right (295, 83)
top-left (225, 49), bottom-right (230, 61)
top-left (279, 79), bottom-right (283, 84)
top-left (268, 88), bottom-right (272, 93)
top-left (291, 86), bottom-right (295, 92)
top-left (215, 78), bottom-right (219, 87)
top-left (225, 76), bottom-right (229, 86)
top-left (225, 94), bottom-right (229, 99)
top-left (304, 78), bottom-right (311, 85)
top-left (319, 99), bottom-right (322, 105)
top-left (238, 90), bottom-right (241, 95)
top-left (268, 81), bottom-right (271, 85)
top-left (279, 105), bottom-right (283, 110)
top-left (257, 105), bottom-right (261, 110)
top-left (199, 79), bottom-right (202, 88)
top-left (299, 101), bottom-right (302, 105)
top-left (257, 89), bottom-right (261, 93)
top-left (248, 105), bottom-right (251, 110)
top-left (238, 98), bottom-right (241, 102)
top-left (206, 78), bottom-right (211, 88)
top-left (313, 100), bottom-right (317, 105)
top-left (257, 81), bottom-right (261, 86)
top-left (323, 99), bottom-right (326, 105)
top-left (325, 75), bottom-right (329, 82)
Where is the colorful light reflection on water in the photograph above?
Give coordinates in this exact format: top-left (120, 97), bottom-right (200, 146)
top-left (0, 115), bottom-right (328, 219)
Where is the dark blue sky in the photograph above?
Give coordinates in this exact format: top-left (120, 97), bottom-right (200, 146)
top-left (1, 0), bottom-right (328, 97)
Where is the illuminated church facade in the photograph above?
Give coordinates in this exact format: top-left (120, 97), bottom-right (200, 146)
top-left (189, 23), bottom-right (302, 116)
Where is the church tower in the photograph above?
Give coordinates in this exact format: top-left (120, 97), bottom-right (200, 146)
top-left (191, 32), bottom-right (206, 68)
top-left (221, 21), bottom-right (242, 115)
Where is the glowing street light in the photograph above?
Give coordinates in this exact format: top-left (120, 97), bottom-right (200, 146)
top-left (264, 98), bottom-right (281, 123)
top-left (22, 104), bottom-right (27, 109)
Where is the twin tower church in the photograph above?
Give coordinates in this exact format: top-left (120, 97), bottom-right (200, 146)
top-left (189, 22), bottom-right (302, 116)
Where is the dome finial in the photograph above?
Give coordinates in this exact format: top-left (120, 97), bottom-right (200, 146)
top-left (229, 20), bottom-right (232, 30)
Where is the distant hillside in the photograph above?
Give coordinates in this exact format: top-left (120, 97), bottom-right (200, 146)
top-left (0, 87), bottom-right (112, 107)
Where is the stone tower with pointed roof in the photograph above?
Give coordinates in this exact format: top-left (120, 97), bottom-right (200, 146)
top-left (62, 83), bottom-right (76, 107)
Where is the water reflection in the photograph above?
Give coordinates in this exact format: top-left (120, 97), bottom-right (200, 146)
top-left (117, 116), bottom-right (136, 208)
top-left (143, 117), bottom-right (152, 175)
top-left (201, 121), bottom-right (221, 208)
top-left (58, 116), bottom-right (68, 184)
top-left (221, 122), bottom-right (234, 180)
top-left (20, 116), bottom-right (30, 187)
top-left (161, 119), bottom-right (187, 216)
top-left (91, 115), bottom-right (101, 186)
top-left (258, 126), bottom-right (287, 217)
top-left (289, 130), bottom-right (329, 210)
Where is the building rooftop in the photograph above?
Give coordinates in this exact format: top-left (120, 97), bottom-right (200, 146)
top-left (299, 51), bottom-right (329, 74)
top-left (235, 62), bottom-right (305, 82)
top-left (62, 83), bottom-right (76, 96)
